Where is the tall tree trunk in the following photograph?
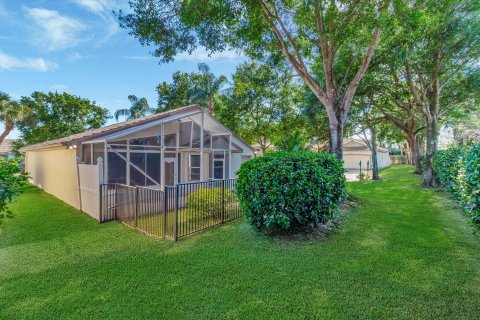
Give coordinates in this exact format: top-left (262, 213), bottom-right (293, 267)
top-left (328, 116), bottom-right (343, 160)
top-left (406, 132), bottom-right (416, 165)
top-left (414, 135), bottom-right (423, 174)
top-left (423, 118), bottom-right (439, 187)
top-left (370, 126), bottom-right (380, 180)
top-left (0, 122), bottom-right (13, 145)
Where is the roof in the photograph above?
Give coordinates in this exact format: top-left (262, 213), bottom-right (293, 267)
top-left (21, 104), bottom-right (254, 153)
top-left (0, 139), bottom-right (14, 154)
top-left (344, 138), bottom-right (390, 153)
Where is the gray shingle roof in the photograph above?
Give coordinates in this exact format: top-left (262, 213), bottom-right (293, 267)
top-left (20, 105), bottom-right (201, 152)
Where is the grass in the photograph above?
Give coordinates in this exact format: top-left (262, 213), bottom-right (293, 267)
top-left (1, 165), bottom-right (480, 319)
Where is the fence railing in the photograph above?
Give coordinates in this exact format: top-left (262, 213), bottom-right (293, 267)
top-left (99, 179), bottom-right (241, 241)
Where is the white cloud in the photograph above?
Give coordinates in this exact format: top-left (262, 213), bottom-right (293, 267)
top-left (0, 51), bottom-right (57, 72)
top-left (73, 0), bottom-right (122, 44)
top-left (24, 7), bottom-right (87, 51)
top-left (69, 51), bottom-right (93, 61)
top-left (175, 48), bottom-right (244, 62)
top-left (123, 48), bottom-right (244, 62)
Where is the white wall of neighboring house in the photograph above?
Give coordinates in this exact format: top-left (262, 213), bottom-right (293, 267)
top-left (343, 140), bottom-right (391, 170)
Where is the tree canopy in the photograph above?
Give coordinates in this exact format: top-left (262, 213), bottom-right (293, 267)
top-left (118, 0), bottom-right (391, 159)
top-left (17, 91), bottom-right (110, 146)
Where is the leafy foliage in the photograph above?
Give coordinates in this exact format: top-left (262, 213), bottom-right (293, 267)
top-left (433, 143), bottom-right (480, 225)
top-left (216, 61), bottom-right (302, 151)
top-left (187, 187), bottom-right (236, 218)
top-left (115, 95), bottom-right (154, 121)
top-left (275, 130), bottom-right (307, 152)
top-left (0, 91), bottom-right (30, 145)
top-left (156, 63), bottom-right (228, 114)
top-left (0, 158), bottom-right (29, 220)
top-left (17, 92), bottom-right (110, 145)
top-left (236, 151), bottom-right (345, 233)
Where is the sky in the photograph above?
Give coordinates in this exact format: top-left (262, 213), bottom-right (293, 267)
top-left (0, 0), bottom-right (246, 139)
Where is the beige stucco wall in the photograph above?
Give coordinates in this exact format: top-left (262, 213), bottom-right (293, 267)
top-left (25, 147), bottom-right (80, 209)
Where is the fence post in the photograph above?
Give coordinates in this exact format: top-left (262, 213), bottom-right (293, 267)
top-left (99, 184), bottom-right (103, 223)
top-left (221, 179), bottom-right (225, 223)
top-left (174, 184), bottom-right (179, 241)
top-left (163, 187), bottom-right (168, 239)
top-left (134, 186), bottom-right (139, 229)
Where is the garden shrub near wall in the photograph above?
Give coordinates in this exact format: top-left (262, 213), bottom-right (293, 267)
top-left (187, 187), bottom-right (236, 218)
top-left (433, 143), bottom-right (480, 225)
top-left (236, 151), bottom-right (345, 233)
top-left (0, 159), bottom-right (29, 221)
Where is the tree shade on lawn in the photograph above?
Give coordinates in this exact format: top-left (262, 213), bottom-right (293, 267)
top-left (1, 166), bottom-right (480, 319)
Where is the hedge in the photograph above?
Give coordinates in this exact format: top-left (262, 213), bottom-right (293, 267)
top-left (236, 151), bottom-right (345, 233)
top-left (432, 143), bottom-right (479, 225)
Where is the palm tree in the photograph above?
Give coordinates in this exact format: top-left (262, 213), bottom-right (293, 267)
top-left (189, 63), bottom-right (229, 115)
top-left (0, 92), bottom-right (30, 145)
top-left (114, 95), bottom-right (155, 121)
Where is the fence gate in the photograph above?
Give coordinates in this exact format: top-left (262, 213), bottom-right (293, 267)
top-left (78, 162), bottom-right (101, 220)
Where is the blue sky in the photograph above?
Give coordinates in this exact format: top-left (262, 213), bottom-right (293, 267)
top-left (0, 0), bottom-right (246, 138)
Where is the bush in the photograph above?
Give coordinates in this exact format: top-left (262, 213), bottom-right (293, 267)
top-left (432, 143), bottom-right (479, 225)
top-left (187, 186), bottom-right (236, 218)
top-left (236, 151), bottom-right (346, 233)
top-left (0, 158), bottom-right (29, 221)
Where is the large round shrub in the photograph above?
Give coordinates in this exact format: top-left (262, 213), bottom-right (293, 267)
top-left (236, 151), bottom-right (345, 232)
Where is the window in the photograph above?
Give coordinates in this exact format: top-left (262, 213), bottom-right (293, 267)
top-left (212, 151), bottom-right (225, 179)
top-left (213, 160), bottom-right (224, 179)
top-left (189, 154), bottom-right (201, 181)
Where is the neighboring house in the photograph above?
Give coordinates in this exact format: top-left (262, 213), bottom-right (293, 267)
top-left (251, 143), bottom-right (276, 157)
top-left (21, 105), bottom-right (254, 220)
top-left (343, 139), bottom-right (391, 170)
top-left (0, 139), bottom-right (15, 159)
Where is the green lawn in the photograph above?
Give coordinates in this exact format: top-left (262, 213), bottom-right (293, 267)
top-left (1, 165), bottom-right (480, 319)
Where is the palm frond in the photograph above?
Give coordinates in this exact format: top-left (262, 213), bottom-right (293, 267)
top-left (114, 109), bottom-right (132, 122)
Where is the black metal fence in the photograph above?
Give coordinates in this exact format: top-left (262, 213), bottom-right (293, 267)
top-left (100, 179), bottom-right (241, 240)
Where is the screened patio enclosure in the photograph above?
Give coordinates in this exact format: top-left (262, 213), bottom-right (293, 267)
top-left (79, 110), bottom-right (246, 189)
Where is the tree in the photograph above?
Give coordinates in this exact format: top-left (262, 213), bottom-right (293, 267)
top-left (115, 95), bottom-right (154, 121)
top-left (189, 63), bottom-right (228, 115)
top-left (216, 61), bottom-right (300, 153)
top-left (276, 130), bottom-right (307, 152)
top-left (0, 158), bottom-right (28, 220)
top-left (17, 92), bottom-right (110, 145)
top-left (367, 62), bottom-right (426, 174)
top-left (118, 0), bottom-right (389, 159)
top-left (157, 71), bottom-right (195, 112)
top-left (0, 92), bottom-right (30, 145)
top-left (391, 0), bottom-right (480, 186)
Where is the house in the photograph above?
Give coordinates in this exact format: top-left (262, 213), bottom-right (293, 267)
top-left (0, 139), bottom-right (15, 159)
top-left (21, 105), bottom-right (254, 220)
top-left (343, 139), bottom-right (391, 171)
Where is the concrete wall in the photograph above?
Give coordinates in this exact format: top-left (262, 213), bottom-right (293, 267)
top-left (25, 147), bottom-right (80, 210)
